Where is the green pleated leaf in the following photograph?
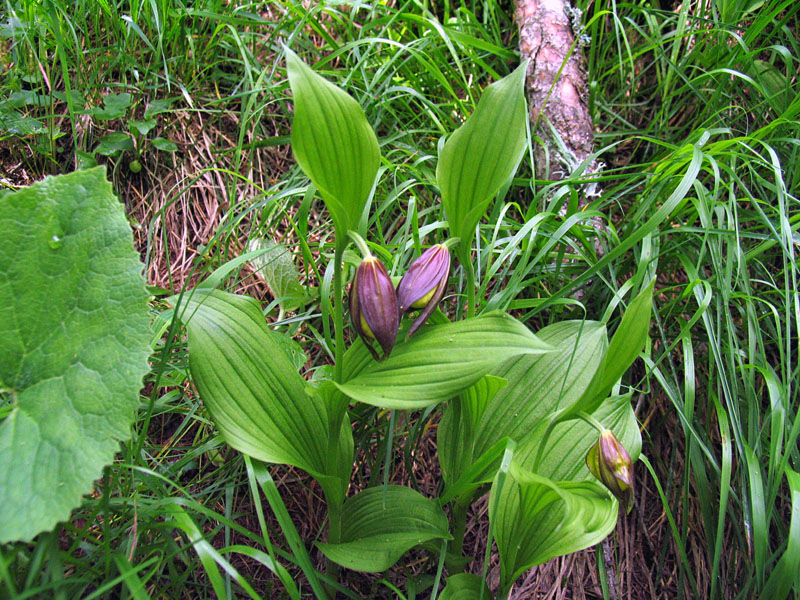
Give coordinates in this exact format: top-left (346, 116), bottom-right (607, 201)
top-left (437, 319), bottom-right (639, 489)
top-left (490, 462), bottom-right (618, 589)
top-left (317, 485), bottom-right (451, 572)
top-left (439, 573), bottom-right (492, 600)
top-left (437, 63), bottom-right (528, 246)
top-left (438, 375), bottom-right (507, 486)
top-left (473, 321), bottom-right (608, 461)
top-left (286, 47), bottom-right (380, 234)
top-left (514, 393), bottom-right (641, 482)
top-left (170, 289), bottom-right (351, 505)
top-left (336, 312), bottom-right (551, 409)
top-left (564, 282), bottom-right (654, 418)
top-left (0, 167), bottom-right (151, 543)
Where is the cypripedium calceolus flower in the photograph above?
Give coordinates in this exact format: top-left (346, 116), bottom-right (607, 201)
top-left (350, 256), bottom-right (399, 361)
top-left (586, 429), bottom-right (634, 513)
top-left (396, 244), bottom-right (450, 336)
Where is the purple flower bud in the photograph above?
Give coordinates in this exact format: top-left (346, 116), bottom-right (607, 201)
top-left (396, 244), bottom-right (450, 337)
top-left (350, 257), bottom-right (399, 361)
top-left (586, 429), bottom-right (634, 512)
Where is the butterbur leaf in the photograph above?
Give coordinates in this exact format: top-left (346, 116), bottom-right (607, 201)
top-left (490, 462), bottom-right (618, 590)
top-left (316, 486), bottom-right (451, 572)
top-left (0, 167), bottom-right (151, 542)
top-left (286, 47), bottom-right (380, 234)
top-left (169, 289), bottom-right (351, 506)
top-left (336, 312), bottom-right (551, 409)
top-left (437, 63), bottom-right (528, 246)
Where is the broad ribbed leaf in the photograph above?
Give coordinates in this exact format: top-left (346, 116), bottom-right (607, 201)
top-left (565, 282), bottom-right (654, 418)
top-left (171, 289), bottom-right (351, 505)
top-left (441, 320), bottom-right (638, 489)
top-left (473, 321), bottom-right (607, 460)
top-left (335, 312), bottom-right (551, 409)
top-left (490, 462), bottom-right (617, 589)
top-left (0, 167), bottom-right (151, 542)
top-left (437, 63), bottom-right (528, 246)
top-left (438, 375), bottom-right (507, 485)
top-left (514, 394), bottom-right (641, 482)
top-left (286, 48), bottom-right (380, 234)
top-left (317, 486), bottom-right (451, 572)
top-left (439, 574), bottom-right (492, 600)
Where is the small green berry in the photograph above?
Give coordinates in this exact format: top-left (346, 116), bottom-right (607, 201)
top-left (129, 160), bottom-right (142, 173)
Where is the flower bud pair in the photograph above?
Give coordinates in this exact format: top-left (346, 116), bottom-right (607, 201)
top-left (586, 429), bottom-right (634, 512)
top-left (350, 244), bottom-right (450, 360)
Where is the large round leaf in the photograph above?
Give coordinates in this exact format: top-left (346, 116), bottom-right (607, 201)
top-left (0, 167), bottom-right (151, 543)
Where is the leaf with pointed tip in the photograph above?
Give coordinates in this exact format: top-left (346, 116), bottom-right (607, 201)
top-left (564, 282), bottom-right (654, 418)
top-left (514, 393), bottom-right (641, 482)
top-left (448, 320), bottom-right (640, 486)
top-left (286, 48), bottom-right (380, 234)
top-left (169, 289), bottom-right (351, 506)
top-left (317, 486), bottom-right (451, 572)
top-left (335, 312), bottom-right (551, 409)
top-left (490, 462), bottom-right (618, 589)
top-left (474, 321), bottom-right (607, 461)
top-left (437, 63), bottom-right (528, 246)
top-left (0, 167), bottom-right (151, 543)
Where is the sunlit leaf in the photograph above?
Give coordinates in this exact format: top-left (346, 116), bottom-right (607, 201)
top-left (564, 281), bottom-right (654, 418)
top-left (437, 62), bottom-right (528, 246)
top-left (336, 312), bottom-right (550, 409)
top-left (490, 462), bottom-right (617, 590)
top-left (169, 289), bottom-right (351, 505)
top-left (0, 167), bottom-right (151, 543)
top-left (286, 47), bottom-right (380, 234)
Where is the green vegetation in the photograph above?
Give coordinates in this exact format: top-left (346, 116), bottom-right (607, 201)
top-left (1, 0), bottom-right (798, 598)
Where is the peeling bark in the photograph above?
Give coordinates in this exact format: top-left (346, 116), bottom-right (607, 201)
top-left (516, 0), bottom-right (598, 186)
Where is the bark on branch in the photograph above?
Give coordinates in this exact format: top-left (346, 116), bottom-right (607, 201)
top-left (516, 0), bottom-right (598, 184)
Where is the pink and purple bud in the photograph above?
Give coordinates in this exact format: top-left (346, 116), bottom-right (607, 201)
top-left (586, 429), bottom-right (634, 513)
top-left (350, 257), bottom-right (399, 361)
top-left (396, 244), bottom-right (450, 337)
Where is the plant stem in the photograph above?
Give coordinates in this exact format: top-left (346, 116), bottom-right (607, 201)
top-left (333, 240), bottom-right (346, 384)
top-left (459, 246), bottom-right (476, 318)
top-left (323, 238), bottom-right (348, 598)
top-left (450, 498), bottom-right (469, 567)
top-left (324, 498), bottom-right (343, 596)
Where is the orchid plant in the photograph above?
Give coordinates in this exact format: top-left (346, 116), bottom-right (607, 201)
top-left (167, 48), bottom-right (653, 599)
